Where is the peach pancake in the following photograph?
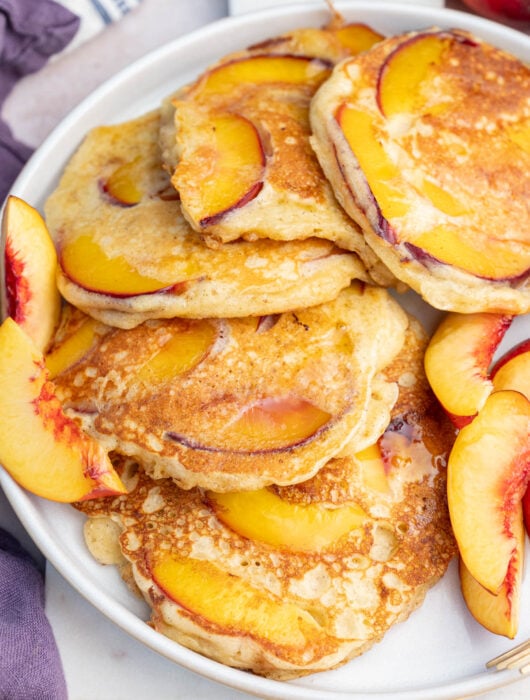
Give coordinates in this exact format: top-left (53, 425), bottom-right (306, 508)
top-left (165, 21), bottom-right (395, 286)
top-left (310, 28), bottom-right (530, 314)
top-left (48, 283), bottom-right (408, 492)
top-left (44, 110), bottom-right (367, 330)
top-left (74, 319), bottom-right (456, 679)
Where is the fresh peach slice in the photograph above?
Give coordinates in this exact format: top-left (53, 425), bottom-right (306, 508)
top-left (334, 23), bottom-right (384, 54)
top-left (193, 54), bottom-right (331, 98)
top-left (447, 389), bottom-right (530, 594)
top-left (206, 487), bottom-right (366, 551)
top-left (178, 112), bottom-right (265, 227)
top-left (59, 234), bottom-right (193, 297)
top-left (100, 157), bottom-right (143, 206)
top-left (0, 318), bottom-right (126, 502)
top-left (492, 339), bottom-right (530, 400)
top-left (459, 507), bottom-right (524, 639)
top-left (2, 195), bottom-right (61, 351)
top-left (221, 396), bottom-right (332, 452)
top-left (45, 315), bottom-right (102, 379)
top-left (335, 105), bottom-right (409, 221)
top-left (151, 553), bottom-right (333, 651)
top-left (376, 32), bottom-right (452, 117)
top-left (424, 312), bottom-right (512, 427)
top-left (137, 320), bottom-right (216, 383)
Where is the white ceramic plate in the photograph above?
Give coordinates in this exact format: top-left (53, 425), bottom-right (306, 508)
top-left (2, 3), bottom-right (530, 698)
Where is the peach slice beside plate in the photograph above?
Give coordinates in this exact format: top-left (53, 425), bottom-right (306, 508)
top-left (424, 312), bottom-right (512, 427)
top-left (492, 338), bottom-right (530, 400)
top-left (0, 317), bottom-right (126, 502)
top-left (2, 195), bottom-right (61, 352)
top-left (459, 506), bottom-right (524, 639)
top-left (447, 389), bottom-right (530, 595)
top-left (206, 487), bottom-right (366, 551)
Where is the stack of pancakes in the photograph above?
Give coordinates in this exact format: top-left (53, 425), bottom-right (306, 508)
top-left (40, 14), bottom-right (476, 679)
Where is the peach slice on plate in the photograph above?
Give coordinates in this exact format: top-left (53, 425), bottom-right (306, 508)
top-left (193, 54), bottom-right (331, 99)
top-left (447, 389), bottom-right (530, 594)
top-left (58, 234), bottom-right (194, 297)
top-left (2, 195), bottom-right (61, 351)
top-left (206, 487), bottom-right (366, 551)
top-left (459, 507), bottom-right (524, 639)
top-left (492, 338), bottom-right (530, 399)
top-left (176, 112), bottom-right (266, 228)
top-left (424, 312), bottom-right (512, 427)
top-left (151, 553), bottom-right (334, 651)
top-left (0, 317), bottom-right (126, 502)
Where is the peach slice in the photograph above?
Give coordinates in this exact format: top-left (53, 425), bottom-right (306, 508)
top-left (492, 339), bottom-right (530, 400)
top-left (0, 317), bottom-right (126, 502)
top-left (221, 396), bottom-right (332, 452)
top-left (376, 32), bottom-right (452, 117)
top-left (45, 315), bottom-right (101, 379)
top-left (193, 54), bottom-right (331, 98)
top-left (206, 487), bottom-right (366, 551)
top-left (137, 320), bottom-right (216, 384)
top-left (353, 443), bottom-right (390, 494)
top-left (100, 157), bottom-right (143, 206)
top-left (334, 23), bottom-right (384, 54)
top-left (2, 195), bottom-right (61, 352)
top-left (335, 105), bottom-right (409, 221)
top-left (177, 112), bottom-right (266, 228)
top-left (59, 234), bottom-right (192, 297)
top-left (447, 389), bottom-right (530, 594)
top-left (151, 553), bottom-right (333, 650)
top-left (424, 312), bottom-right (512, 427)
top-left (459, 507), bottom-right (524, 639)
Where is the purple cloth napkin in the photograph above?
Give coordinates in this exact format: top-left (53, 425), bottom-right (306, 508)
top-left (0, 528), bottom-right (67, 700)
top-left (0, 0), bottom-right (80, 204)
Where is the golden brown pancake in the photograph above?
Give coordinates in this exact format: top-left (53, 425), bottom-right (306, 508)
top-left (44, 110), bottom-right (368, 329)
top-left (74, 319), bottom-right (456, 679)
top-left (166, 21), bottom-right (395, 286)
top-left (310, 28), bottom-right (530, 313)
top-left (48, 284), bottom-right (408, 492)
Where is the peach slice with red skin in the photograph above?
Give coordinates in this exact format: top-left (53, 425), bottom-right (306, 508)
top-left (177, 112), bottom-right (266, 228)
top-left (2, 195), bottom-right (61, 352)
top-left (58, 234), bottom-right (195, 298)
top-left (150, 553), bottom-right (334, 654)
top-left (424, 312), bottom-right (512, 428)
top-left (334, 23), bottom-right (384, 54)
top-left (0, 317), bottom-right (126, 502)
top-left (459, 507), bottom-right (524, 639)
top-left (376, 32), bottom-right (453, 117)
top-left (167, 396), bottom-right (332, 454)
top-left (206, 487), bottom-right (366, 551)
top-left (100, 157), bottom-right (143, 206)
top-left (191, 54), bottom-right (332, 100)
top-left (447, 389), bottom-right (530, 595)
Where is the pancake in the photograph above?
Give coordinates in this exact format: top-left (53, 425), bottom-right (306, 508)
top-left (310, 28), bottom-right (530, 314)
top-left (74, 319), bottom-right (456, 679)
top-left (44, 110), bottom-right (368, 330)
top-left (48, 283), bottom-right (408, 492)
top-left (166, 21), bottom-right (395, 286)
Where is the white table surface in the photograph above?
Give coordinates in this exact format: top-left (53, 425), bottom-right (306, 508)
top-left (2, 1), bottom-right (530, 698)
